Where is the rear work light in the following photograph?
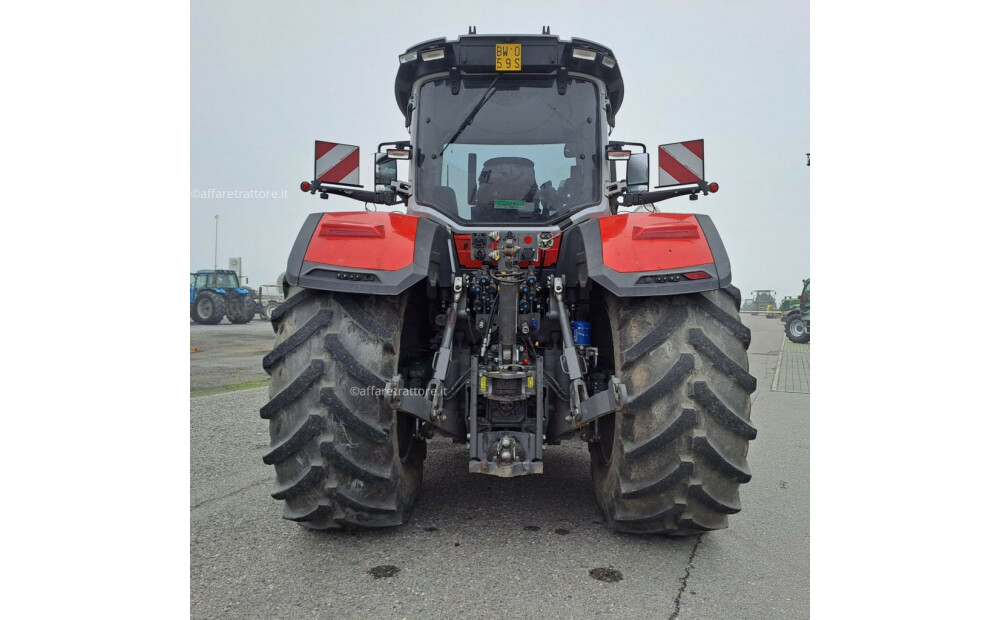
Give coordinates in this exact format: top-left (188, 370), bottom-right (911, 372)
top-left (572, 48), bottom-right (597, 61)
top-left (420, 48), bottom-right (445, 61)
top-left (319, 221), bottom-right (386, 239)
top-left (398, 51), bottom-right (418, 64)
top-left (632, 223), bottom-right (701, 240)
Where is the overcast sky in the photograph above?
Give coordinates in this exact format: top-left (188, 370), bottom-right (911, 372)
top-left (191, 0), bottom-right (808, 299)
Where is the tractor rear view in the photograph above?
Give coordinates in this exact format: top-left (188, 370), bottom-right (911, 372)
top-left (261, 32), bottom-right (756, 535)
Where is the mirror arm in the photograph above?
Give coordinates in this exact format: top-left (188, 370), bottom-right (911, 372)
top-left (605, 181), bottom-right (627, 199)
top-left (618, 181), bottom-right (715, 207)
top-left (307, 181), bottom-right (402, 205)
top-left (389, 180), bottom-right (412, 198)
top-left (389, 180), bottom-right (412, 206)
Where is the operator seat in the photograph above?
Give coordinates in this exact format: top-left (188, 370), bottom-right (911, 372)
top-left (472, 157), bottom-right (539, 220)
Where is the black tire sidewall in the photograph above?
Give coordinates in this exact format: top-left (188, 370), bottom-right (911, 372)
top-left (193, 291), bottom-right (225, 324)
top-left (226, 293), bottom-right (255, 324)
top-left (786, 318), bottom-right (808, 342)
top-left (264, 289), bottom-right (423, 528)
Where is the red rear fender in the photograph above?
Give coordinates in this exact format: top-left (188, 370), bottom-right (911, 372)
top-left (285, 212), bottom-right (446, 296)
top-left (303, 212), bottom-right (418, 271)
top-left (598, 213), bottom-right (715, 272)
top-left (580, 212), bottom-right (733, 297)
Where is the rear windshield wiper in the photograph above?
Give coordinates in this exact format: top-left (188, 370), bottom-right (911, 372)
top-left (441, 75), bottom-right (500, 152)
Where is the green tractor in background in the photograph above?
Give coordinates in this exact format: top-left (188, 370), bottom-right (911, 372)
top-left (784, 279), bottom-right (810, 343)
top-left (779, 296), bottom-right (800, 313)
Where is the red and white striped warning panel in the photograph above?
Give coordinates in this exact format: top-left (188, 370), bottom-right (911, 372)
top-left (657, 139), bottom-right (704, 187)
top-left (315, 141), bottom-right (361, 187)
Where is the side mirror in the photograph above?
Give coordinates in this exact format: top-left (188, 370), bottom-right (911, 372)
top-left (626, 152), bottom-right (649, 193)
top-left (656, 139), bottom-right (704, 187)
top-left (374, 154), bottom-right (398, 191)
top-left (374, 146), bottom-right (410, 192)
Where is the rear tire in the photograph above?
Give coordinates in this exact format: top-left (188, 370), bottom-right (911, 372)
top-left (590, 286), bottom-right (757, 535)
top-left (785, 317), bottom-right (809, 343)
top-left (261, 288), bottom-right (425, 529)
top-left (192, 291), bottom-right (225, 325)
top-left (226, 293), bottom-right (255, 324)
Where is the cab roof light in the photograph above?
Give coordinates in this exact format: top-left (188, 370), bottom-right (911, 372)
top-left (398, 51), bottom-right (418, 64)
top-left (572, 48), bottom-right (597, 61)
top-left (601, 55), bottom-right (616, 68)
top-left (420, 48), bottom-right (445, 61)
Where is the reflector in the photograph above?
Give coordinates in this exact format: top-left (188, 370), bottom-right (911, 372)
top-left (632, 223), bottom-right (700, 240)
top-left (319, 222), bottom-right (386, 238)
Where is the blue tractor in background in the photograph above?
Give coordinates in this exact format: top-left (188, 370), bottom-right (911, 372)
top-left (190, 269), bottom-right (256, 325)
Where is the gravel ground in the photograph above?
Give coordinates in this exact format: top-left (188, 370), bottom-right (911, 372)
top-left (190, 314), bottom-right (808, 619)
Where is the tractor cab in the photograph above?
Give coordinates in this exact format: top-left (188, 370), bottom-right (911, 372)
top-left (410, 71), bottom-right (602, 225)
top-left (300, 33), bottom-right (718, 231)
top-left (193, 269), bottom-right (241, 291)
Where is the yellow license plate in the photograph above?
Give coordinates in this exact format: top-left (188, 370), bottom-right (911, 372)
top-left (495, 43), bottom-right (522, 71)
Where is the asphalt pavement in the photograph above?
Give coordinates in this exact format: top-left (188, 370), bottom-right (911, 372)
top-left (190, 319), bottom-right (273, 392)
top-left (190, 314), bottom-right (808, 619)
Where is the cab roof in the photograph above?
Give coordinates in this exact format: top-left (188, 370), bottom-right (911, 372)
top-left (394, 33), bottom-right (624, 124)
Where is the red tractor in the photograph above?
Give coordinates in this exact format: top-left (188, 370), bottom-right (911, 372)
top-left (262, 32), bottom-right (756, 535)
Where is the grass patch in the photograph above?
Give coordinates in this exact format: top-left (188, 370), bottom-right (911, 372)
top-left (191, 378), bottom-right (270, 398)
